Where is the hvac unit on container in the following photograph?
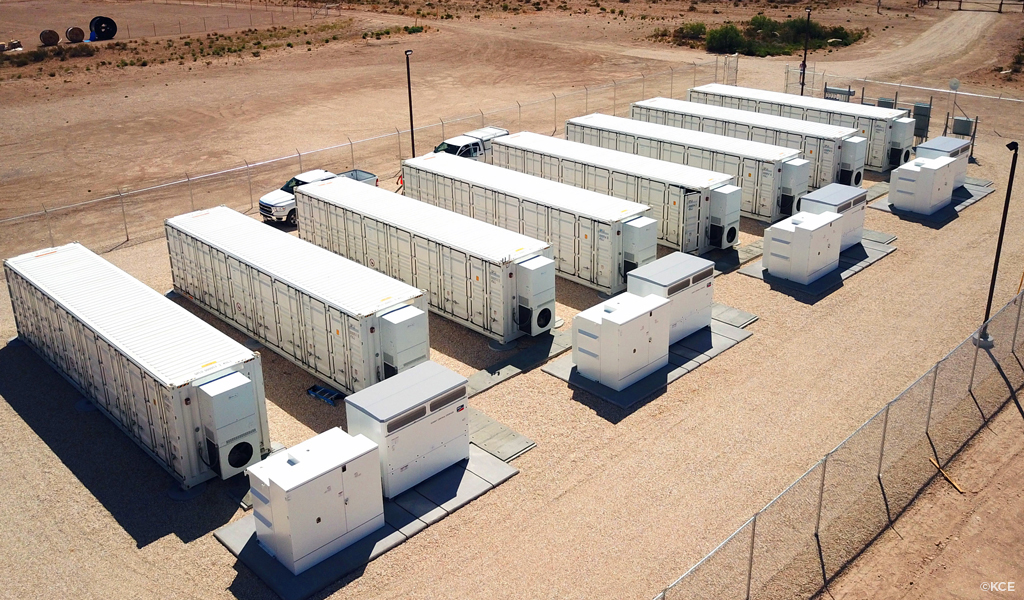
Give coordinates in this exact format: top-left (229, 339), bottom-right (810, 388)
top-left (762, 212), bottom-right (842, 285)
top-left (345, 361), bottom-right (469, 498)
top-left (631, 98), bottom-right (866, 190)
top-left (687, 84), bottom-right (917, 171)
top-left (565, 113), bottom-right (811, 224)
top-left (4, 243), bottom-right (271, 489)
top-left (889, 156), bottom-right (957, 216)
top-left (915, 136), bottom-right (970, 188)
top-left (294, 177), bottom-right (556, 344)
top-left (794, 184), bottom-right (867, 251)
top-left (247, 428), bottom-right (384, 575)
top-left (627, 252), bottom-right (714, 344)
top-left (492, 131), bottom-right (740, 253)
top-left (402, 152), bottom-right (656, 295)
top-left (572, 293), bottom-right (671, 391)
top-left (165, 206), bottom-right (430, 394)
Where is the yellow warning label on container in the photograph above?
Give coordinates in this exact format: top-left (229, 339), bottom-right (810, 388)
top-left (201, 361), bottom-right (218, 368)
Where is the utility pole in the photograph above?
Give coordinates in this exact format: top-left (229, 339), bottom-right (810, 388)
top-left (800, 7), bottom-right (812, 96)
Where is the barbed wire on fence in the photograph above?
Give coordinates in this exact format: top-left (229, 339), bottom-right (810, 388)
top-left (657, 291), bottom-right (1024, 600)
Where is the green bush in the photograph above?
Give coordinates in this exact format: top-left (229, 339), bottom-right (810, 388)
top-left (705, 24), bottom-right (744, 53)
top-left (673, 22), bottom-right (706, 43)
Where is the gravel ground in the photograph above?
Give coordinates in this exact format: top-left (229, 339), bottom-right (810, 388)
top-left (3, 7), bottom-right (1024, 600)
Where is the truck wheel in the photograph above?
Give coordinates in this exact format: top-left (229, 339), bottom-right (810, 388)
top-left (288, 210), bottom-right (297, 226)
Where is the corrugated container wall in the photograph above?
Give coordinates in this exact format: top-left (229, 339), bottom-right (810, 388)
top-left (492, 131), bottom-right (736, 254)
top-left (4, 243), bottom-right (270, 489)
top-left (688, 83), bottom-right (914, 171)
top-left (165, 207), bottom-right (430, 395)
top-left (631, 98), bottom-right (862, 190)
top-left (295, 177), bottom-right (555, 344)
top-left (565, 113), bottom-right (809, 224)
top-left (402, 152), bottom-right (655, 295)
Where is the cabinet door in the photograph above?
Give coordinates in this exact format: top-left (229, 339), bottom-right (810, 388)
top-left (290, 467), bottom-right (348, 561)
top-left (343, 453), bottom-right (383, 529)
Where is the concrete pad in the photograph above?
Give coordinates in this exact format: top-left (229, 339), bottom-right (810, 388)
top-left (383, 500), bottom-right (428, 539)
top-left (466, 444), bottom-right (520, 487)
top-left (392, 489), bottom-right (448, 526)
top-left (865, 182), bottom-right (890, 203)
top-left (214, 514), bottom-right (406, 600)
top-left (964, 176), bottom-right (994, 188)
top-left (467, 407), bottom-right (536, 462)
top-left (868, 184), bottom-right (995, 224)
top-left (711, 303), bottom-right (759, 329)
top-left (466, 329), bottom-right (572, 398)
top-left (738, 240), bottom-right (897, 300)
top-left (862, 229), bottom-right (898, 245)
top-left (414, 461), bottom-right (493, 516)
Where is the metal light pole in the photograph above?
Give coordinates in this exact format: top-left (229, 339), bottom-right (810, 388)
top-left (405, 49), bottom-right (416, 157)
top-left (977, 141), bottom-right (1019, 347)
top-left (799, 8), bottom-right (811, 96)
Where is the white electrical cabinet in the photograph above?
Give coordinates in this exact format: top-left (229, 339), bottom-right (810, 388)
top-left (565, 113), bottom-right (808, 224)
top-left (165, 206), bottom-right (430, 395)
top-left (247, 428), bottom-right (384, 575)
top-left (688, 83), bottom-right (915, 171)
top-left (915, 136), bottom-right (970, 188)
top-left (631, 98), bottom-right (863, 190)
top-left (344, 361), bottom-right (469, 498)
top-left (890, 156), bottom-right (957, 215)
top-left (627, 252), bottom-right (714, 344)
top-left (402, 152), bottom-right (656, 295)
top-left (708, 184), bottom-right (742, 249)
top-left (4, 243), bottom-right (270, 489)
top-left (840, 136), bottom-right (868, 187)
top-left (492, 131), bottom-right (737, 253)
top-left (763, 212), bottom-right (842, 285)
top-left (795, 183), bottom-right (867, 251)
top-left (573, 293), bottom-right (670, 391)
top-left (295, 177), bottom-right (556, 345)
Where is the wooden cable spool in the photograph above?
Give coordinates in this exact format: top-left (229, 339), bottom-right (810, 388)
top-left (39, 29), bottom-right (60, 46)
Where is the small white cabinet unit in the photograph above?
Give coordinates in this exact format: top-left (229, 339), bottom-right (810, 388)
top-left (914, 136), bottom-right (970, 188)
top-left (627, 252), bottom-right (714, 345)
top-left (763, 212), bottom-right (842, 285)
top-left (247, 428), bottom-right (384, 575)
top-left (795, 183), bottom-right (867, 251)
top-left (890, 156), bottom-right (957, 215)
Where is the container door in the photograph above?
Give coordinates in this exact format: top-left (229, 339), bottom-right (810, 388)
top-left (805, 109), bottom-right (828, 124)
top-left (758, 162), bottom-right (777, 219)
top-left (578, 218), bottom-right (597, 284)
top-left (127, 363), bottom-right (153, 448)
top-left (345, 210), bottom-right (364, 261)
top-left (522, 200), bottom-right (548, 242)
top-left (780, 105), bottom-right (803, 120)
top-left (692, 147), bottom-right (715, 171)
top-left (740, 158), bottom-right (759, 214)
top-left (145, 377), bottom-right (169, 463)
top-left (609, 172), bottom-right (631, 200)
top-left (389, 226), bottom-right (415, 284)
top-left (566, 124), bottom-right (583, 143)
top-left (582, 126), bottom-right (601, 147)
top-left (586, 166), bottom-right (611, 195)
top-left (347, 316), bottom-right (367, 392)
top-left (561, 160), bottom-right (584, 187)
top-left (738, 98), bottom-right (757, 112)
top-left (109, 353), bottom-right (132, 431)
top-left (636, 137), bottom-right (659, 159)
top-left (869, 120), bottom-right (888, 168)
top-left (834, 113), bottom-right (857, 129)
top-left (639, 179), bottom-right (666, 240)
top-left (760, 102), bottom-right (782, 117)
top-left (524, 151), bottom-right (543, 177)
top-left (212, 250), bottom-right (231, 317)
top-left (328, 307), bottom-right (350, 386)
top-left (542, 154), bottom-right (559, 180)
top-left (257, 272), bottom-right (279, 347)
top-left (488, 264), bottom-right (505, 337)
top-left (776, 132), bottom-right (803, 153)
top-left (616, 134), bottom-right (635, 154)
top-left (308, 297), bottom-right (331, 377)
top-left (275, 280), bottom-right (299, 358)
top-left (554, 210), bottom-right (576, 276)
top-left (801, 137), bottom-right (825, 186)
top-left (470, 186), bottom-right (493, 223)
top-left (415, 237), bottom-right (441, 309)
top-left (748, 126), bottom-right (771, 145)
top-left (436, 176), bottom-right (455, 212)
top-left (363, 217), bottom-right (386, 274)
top-left (443, 248), bottom-right (470, 321)
top-left (497, 193), bottom-right (519, 233)
top-left (227, 258), bottom-right (250, 331)
top-left (666, 186), bottom-right (684, 249)
top-left (683, 192), bottom-right (702, 253)
top-left (453, 180), bottom-right (472, 215)
top-left (468, 257), bottom-right (487, 330)
top-left (97, 341), bottom-right (119, 417)
top-left (678, 114), bottom-right (698, 131)
top-left (327, 203), bottom-right (346, 255)
top-left (594, 220), bottom-right (613, 289)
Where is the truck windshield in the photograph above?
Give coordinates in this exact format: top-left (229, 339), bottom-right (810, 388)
top-left (434, 142), bottom-right (458, 155)
top-left (280, 177), bottom-right (302, 194)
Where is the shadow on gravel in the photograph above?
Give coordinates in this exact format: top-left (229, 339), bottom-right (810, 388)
top-left (0, 342), bottom-right (241, 548)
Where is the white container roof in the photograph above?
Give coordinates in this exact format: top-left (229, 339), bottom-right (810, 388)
top-left (568, 113), bottom-right (802, 164)
top-left (633, 98), bottom-right (859, 140)
top-left (692, 83), bottom-right (908, 120)
top-left (800, 183), bottom-right (867, 207)
top-left (4, 243), bottom-right (255, 387)
top-left (403, 153), bottom-right (650, 223)
top-left (299, 177), bottom-right (549, 265)
top-left (345, 360), bottom-right (467, 422)
top-left (165, 206), bottom-right (423, 318)
top-left (497, 131), bottom-right (734, 190)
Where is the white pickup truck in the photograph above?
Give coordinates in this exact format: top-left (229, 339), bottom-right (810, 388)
top-left (432, 126), bottom-right (509, 161)
top-left (259, 169), bottom-right (377, 225)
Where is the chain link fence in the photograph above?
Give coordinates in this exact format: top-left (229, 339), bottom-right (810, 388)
top-left (0, 56), bottom-right (737, 259)
top-left (656, 290), bottom-right (1024, 600)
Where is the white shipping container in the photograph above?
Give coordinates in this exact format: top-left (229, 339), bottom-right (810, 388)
top-left (295, 177), bottom-right (556, 345)
top-left (4, 243), bottom-right (271, 489)
top-left (688, 84), bottom-right (915, 171)
top-left (565, 113), bottom-right (809, 224)
top-left (572, 293), bottom-right (671, 391)
top-left (402, 153), bottom-right (656, 295)
top-left (492, 131), bottom-right (737, 253)
top-left (763, 212), bottom-right (842, 285)
top-left (631, 98), bottom-right (863, 190)
top-left (165, 206), bottom-right (430, 395)
top-left (247, 428), bottom-right (384, 575)
top-left (345, 361), bottom-right (469, 498)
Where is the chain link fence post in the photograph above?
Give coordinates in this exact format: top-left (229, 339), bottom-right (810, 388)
top-left (552, 93), bottom-right (557, 135)
top-left (41, 204), bottom-right (55, 247)
top-left (744, 512), bottom-right (757, 600)
top-left (814, 454), bottom-right (828, 588)
top-left (296, 149), bottom-right (302, 172)
top-left (396, 128), bottom-right (402, 160)
top-left (117, 188), bottom-right (130, 242)
top-left (244, 160), bottom-right (254, 210)
top-left (186, 173), bottom-right (196, 211)
top-left (669, 68), bottom-right (674, 99)
top-left (347, 136), bottom-right (355, 169)
top-left (613, 80), bottom-right (617, 116)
